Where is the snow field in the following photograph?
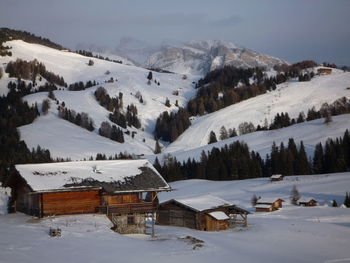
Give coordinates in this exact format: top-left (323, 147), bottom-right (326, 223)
top-left (1, 173), bottom-right (350, 263)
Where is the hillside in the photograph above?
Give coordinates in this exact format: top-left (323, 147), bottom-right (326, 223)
top-left (1, 39), bottom-right (349, 164)
top-left (163, 69), bottom-right (350, 156)
top-left (156, 113), bottom-right (350, 163)
top-left (0, 40), bottom-right (197, 159)
top-left (1, 173), bottom-right (350, 263)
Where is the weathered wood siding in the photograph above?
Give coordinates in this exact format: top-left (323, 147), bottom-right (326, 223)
top-left (255, 206), bottom-right (273, 212)
top-left (104, 193), bottom-right (140, 205)
top-left (157, 203), bottom-right (197, 229)
top-left (15, 185), bottom-right (40, 216)
top-left (42, 190), bottom-right (101, 216)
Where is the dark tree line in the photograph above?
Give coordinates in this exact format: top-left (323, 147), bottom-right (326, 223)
top-left (154, 108), bottom-right (191, 142)
top-left (263, 97), bottom-right (350, 132)
top-left (0, 85), bottom-right (61, 184)
top-left (154, 130), bottom-right (350, 182)
top-left (98, 121), bottom-right (124, 143)
top-left (94, 87), bottom-right (141, 129)
top-left (0, 27), bottom-right (65, 51)
top-left (76, 50), bottom-right (122, 64)
top-left (313, 130), bottom-right (350, 174)
top-left (95, 152), bottom-right (133, 160)
top-left (58, 107), bottom-right (95, 131)
top-left (68, 80), bottom-right (97, 91)
top-left (6, 59), bottom-right (66, 86)
top-left (7, 81), bottom-right (59, 98)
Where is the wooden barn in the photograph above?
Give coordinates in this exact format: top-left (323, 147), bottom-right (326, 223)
top-left (8, 160), bottom-right (170, 234)
top-left (157, 195), bottom-right (249, 231)
top-left (298, 198), bottom-right (317, 207)
top-left (270, 174), bottom-right (284, 182)
top-left (317, 68), bottom-right (332, 75)
top-left (255, 198), bottom-right (284, 212)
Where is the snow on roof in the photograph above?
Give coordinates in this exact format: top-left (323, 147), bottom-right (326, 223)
top-left (256, 198), bottom-right (284, 204)
top-left (171, 195), bottom-right (233, 212)
top-left (270, 174), bottom-right (283, 179)
top-left (15, 160), bottom-right (170, 193)
top-left (208, 211), bottom-right (230, 220)
top-left (298, 198), bottom-right (317, 203)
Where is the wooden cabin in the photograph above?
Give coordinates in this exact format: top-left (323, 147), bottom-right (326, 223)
top-left (317, 68), bottom-right (332, 75)
top-left (298, 198), bottom-right (317, 207)
top-left (8, 160), bottom-right (170, 235)
top-left (255, 198), bottom-right (284, 212)
top-left (157, 195), bottom-right (249, 231)
top-left (270, 174), bottom-right (284, 182)
top-left (255, 204), bottom-right (273, 212)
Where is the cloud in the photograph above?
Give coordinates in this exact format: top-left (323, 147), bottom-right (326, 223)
top-left (210, 15), bottom-right (242, 27)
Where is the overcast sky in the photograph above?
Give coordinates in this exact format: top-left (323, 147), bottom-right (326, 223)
top-left (1, 0), bottom-right (350, 65)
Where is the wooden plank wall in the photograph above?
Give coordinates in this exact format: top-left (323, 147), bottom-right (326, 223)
top-left (204, 215), bottom-right (228, 231)
top-left (42, 190), bottom-right (101, 216)
top-left (105, 193), bottom-right (140, 205)
top-left (157, 203), bottom-right (197, 229)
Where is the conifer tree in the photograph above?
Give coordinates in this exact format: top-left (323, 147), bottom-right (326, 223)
top-left (147, 71), bottom-right (153, 81)
top-left (332, 200), bottom-right (338, 207)
top-left (154, 140), bottom-right (161, 154)
top-left (297, 141), bottom-right (310, 174)
top-left (208, 131), bottom-right (218, 144)
top-left (219, 126), bottom-right (229, 140)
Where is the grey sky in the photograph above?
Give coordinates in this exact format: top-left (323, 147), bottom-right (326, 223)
top-left (1, 0), bottom-right (349, 65)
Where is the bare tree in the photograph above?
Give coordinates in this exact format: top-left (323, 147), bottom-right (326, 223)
top-left (290, 185), bottom-right (301, 205)
top-left (251, 194), bottom-right (258, 207)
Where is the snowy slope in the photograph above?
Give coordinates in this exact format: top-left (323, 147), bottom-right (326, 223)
top-left (157, 114), bottom-right (350, 163)
top-left (0, 40), bottom-right (197, 159)
top-left (2, 40), bottom-right (350, 163)
top-left (164, 70), bottom-right (350, 157)
top-left (1, 173), bottom-right (350, 263)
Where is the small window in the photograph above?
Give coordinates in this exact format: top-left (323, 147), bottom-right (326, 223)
top-left (127, 216), bottom-right (135, 225)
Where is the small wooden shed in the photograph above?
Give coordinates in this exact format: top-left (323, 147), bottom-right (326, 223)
top-left (270, 174), bottom-right (284, 182)
top-left (255, 198), bottom-right (284, 212)
top-left (298, 198), bottom-right (317, 207)
top-left (157, 195), bottom-right (249, 231)
top-left (317, 68), bottom-right (332, 75)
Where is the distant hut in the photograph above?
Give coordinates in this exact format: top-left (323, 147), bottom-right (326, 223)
top-left (317, 68), bottom-right (332, 75)
top-left (298, 198), bottom-right (317, 207)
top-left (255, 198), bottom-right (284, 212)
top-left (157, 195), bottom-right (249, 231)
top-left (270, 174), bottom-right (284, 182)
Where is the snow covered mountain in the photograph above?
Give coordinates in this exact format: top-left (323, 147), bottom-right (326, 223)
top-left (145, 40), bottom-right (287, 75)
top-left (1, 38), bottom-right (350, 163)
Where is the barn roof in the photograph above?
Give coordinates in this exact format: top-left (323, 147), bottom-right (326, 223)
top-left (164, 195), bottom-right (233, 212)
top-left (256, 198), bottom-right (284, 204)
top-left (298, 198), bottom-right (317, 203)
top-left (208, 211), bottom-right (230, 220)
top-left (15, 160), bottom-right (170, 193)
top-left (270, 174), bottom-right (283, 179)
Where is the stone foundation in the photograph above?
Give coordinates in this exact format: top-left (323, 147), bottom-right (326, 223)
top-left (112, 213), bottom-right (146, 234)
